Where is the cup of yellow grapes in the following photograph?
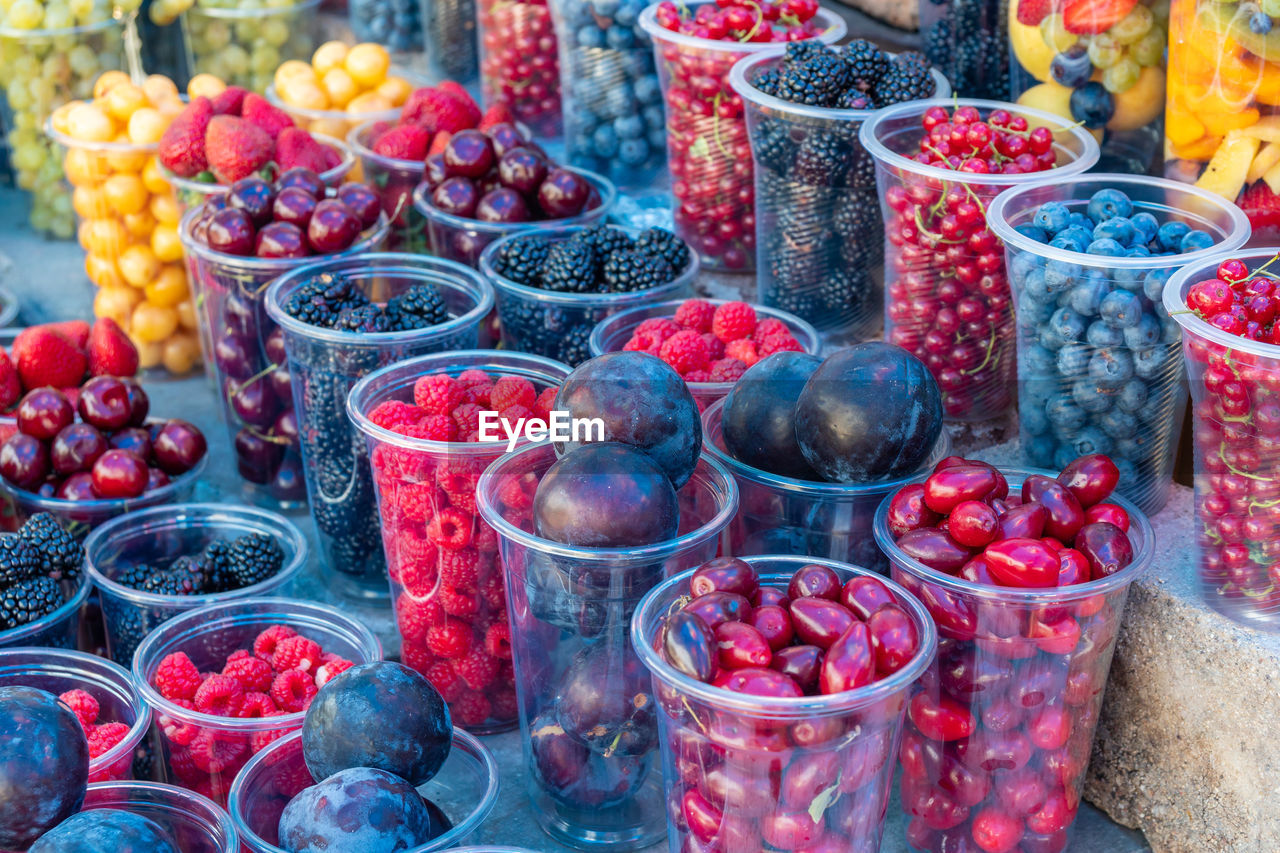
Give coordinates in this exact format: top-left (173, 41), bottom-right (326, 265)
top-left (267, 41), bottom-right (416, 141)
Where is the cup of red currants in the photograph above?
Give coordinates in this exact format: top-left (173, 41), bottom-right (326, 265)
top-left (477, 0), bottom-right (563, 137)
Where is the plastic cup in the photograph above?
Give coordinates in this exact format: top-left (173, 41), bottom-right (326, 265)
top-left (132, 597), bottom-right (383, 807)
top-left (480, 223), bottom-right (696, 367)
top-left (873, 468), bottom-right (1154, 852)
top-left (588, 298), bottom-right (819, 411)
top-left (348, 120), bottom-right (430, 253)
top-left (181, 0), bottom-right (322, 93)
top-left (84, 502), bottom-right (308, 665)
top-left (228, 727), bottom-right (499, 852)
top-left (476, 0), bottom-right (561, 137)
top-left (266, 78), bottom-right (423, 143)
top-left (637, 3), bottom-right (846, 272)
top-left (917, 0), bottom-right (1008, 102)
top-left (178, 200), bottom-right (389, 509)
top-left (475, 442), bottom-right (737, 849)
top-left (633, 555), bottom-right (937, 853)
top-left (348, 0), bottom-right (423, 53)
top-left (422, 0), bottom-right (478, 83)
top-left (0, 560), bottom-right (90, 651)
top-left (265, 254), bottom-right (493, 600)
top-left (0, 647), bottom-right (151, 782)
top-left (987, 173), bottom-right (1251, 515)
top-left (730, 52), bottom-right (949, 342)
top-left (549, 0), bottom-right (665, 188)
top-left (860, 98), bottom-right (1099, 422)
top-left (1165, 249), bottom-right (1280, 629)
top-left (414, 166), bottom-right (616, 268)
top-left (79, 780), bottom-right (239, 853)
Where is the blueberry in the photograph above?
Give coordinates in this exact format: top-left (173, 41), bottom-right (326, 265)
top-left (1180, 229), bottom-right (1215, 252)
top-left (1087, 188), bottom-right (1133, 223)
top-left (1070, 427), bottom-right (1113, 457)
top-left (614, 114), bottom-right (645, 139)
top-left (279, 768), bottom-right (447, 853)
top-left (1048, 307), bottom-right (1087, 346)
top-left (1117, 378), bottom-right (1149, 413)
top-left (0, 687), bottom-right (89, 850)
top-left (1032, 201), bottom-right (1071, 234)
top-left (605, 24), bottom-right (635, 48)
top-left (619, 138), bottom-right (650, 165)
top-left (1126, 245), bottom-right (1152, 258)
top-left (1011, 251), bottom-right (1045, 282)
top-left (1130, 211), bottom-right (1159, 244)
top-left (1056, 343), bottom-right (1090, 377)
top-left (1019, 293), bottom-right (1055, 328)
top-left (1022, 344), bottom-right (1058, 378)
top-left (1058, 224), bottom-right (1094, 250)
top-left (1132, 346), bottom-right (1168, 380)
top-left (1099, 289), bottom-right (1142, 328)
top-left (1027, 435), bottom-right (1058, 466)
top-left (1045, 394), bottom-right (1087, 432)
top-left (1020, 401), bottom-right (1050, 436)
top-left (1086, 320), bottom-right (1125, 348)
top-left (1044, 259), bottom-right (1082, 291)
top-left (1251, 9), bottom-right (1272, 33)
top-left (1067, 212), bottom-right (1093, 230)
top-left (1089, 348), bottom-right (1135, 387)
top-left (1137, 395), bottom-right (1168, 426)
top-left (1053, 444), bottom-right (1078, 470)
top-left (1016, 224), bottom-right (1049, 243)
top-left (1156, 221), bottom-right (1190, 251)
top-left (1093, 217), bottom-right (1136, 245)
top-left (1072, 378), bottom-right (1117, 414)
top-left (590, 0), bottom-right (620, 14)
top-left (636, 76), bottom-right (662, 105)
top-left (1124, 314), bottom-right (1161, 348)
top-left (1067, 276), bottom-right (1110, 315)
top-left (28, 810), bottom-right (178, 853)
top-left (576, 25), bottom-right (605, 47)
top-left (592, 124), bottom-right (619, 158)
top-left (642, 104), bottom-right (664, 129)
top-left (1143, 267), bottom-right (1174, 302)
top-left (1100, 408), bottom-right (1138, 439)
top-left (1086, 238), bottom-right (1126, 257)
top-left (1113, 265), bottom-right (1146, 292)
top-left (1051, 44), bottom-right (1093, 87)
top-left (616, 3), bottom-right (640, 26)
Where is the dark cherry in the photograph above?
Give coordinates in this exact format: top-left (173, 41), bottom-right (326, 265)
top-left (949, 499), bottom-right (999, 548)
top-left (663, 610), bottom-right (716, 681)
top-left (51, 423), bottom-right (107, 475)
top-left (497, 147), bottom-right (548, 195)
top-left (786, 563), bottom-right (841, 601)
top-left (0, 433), bottom-right (48, 489)
top-left (690, 557), bottom-right (757, 599)
top-left (984, 538), bottom-right (1060, 588)
top-left (1056, 454), bottom-right (1119, 508)
top-left (840, 576), bottom-right (895, 620)
top-left (213, 332), bottom-right (254, 381)
top-left (255, 222), bottom-right (309, 259)
top-left (272, 409), bottom-right (299, 448)
top-left (152, 419), bottom-right (206, 475)
top-left (146, 467), bottom-right (171, 491)
top-left (753, 587), bottom-right (789, 608)
top-left (276, 167), bottom-right (325, 199)
top-left (430, 177), bottom-right (479, 218)
top-left (122, 380), bottom-right (149, 426)
top-left (55, 471), bottom-right (96, 501)
top-left (923, 465), bottom-right (1001, 514)
top-left (769, 644), bottom-right (822, 692)
top-left (424, 154), bottom-right (448, 187)
top-left (1022, 475), bottom-right (1085, 542)
top-left (306, 200), bottom-right (361, 254)
top-left (336, 184), bottom-right (381, 230)
top-left (92, 449), bottom-right (148, 498)
top-left (229, 376), bottom-right (279, 427)
top-left (77, 376), bottom-right (131, 431)
top-left (109, 427), bottom-right (152, 460)
top-left (1074, 522), bottom-right (1134, 579)
top-left (683, 591), bottom-right (751, 629)
top-left (272, 187), bottom-right (318, 229)
top-left (536, 168), bottom-right (590, 219)
top-left (234, 428), bottom-right (282, 484)
top-left (265, 327), bottom-right (287, 366)
top-left (205, 207), bottom-right (256, 256)
top-left (908, 692), bottom-right (975, 741)
top-left (268, 367), bottom-right (292, 405)
top-left (475, 188), bottom-right (530, 224)
top-left (16, 388), bottom-right (74, 440)
top-left (788, 597), bottom-right (854, 650)
top-left (443, 129), bottom-right (496, 178)
top-left (887, 483), bottom-right (941, 536)
top-left (486, 122), bottom-right (526, 157)
top-left (747, 604), bottom-right (793, 651)
top-left (227, 176), bottom-right (275, 226)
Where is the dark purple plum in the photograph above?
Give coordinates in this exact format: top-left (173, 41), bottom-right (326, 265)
top-left (556, 644), bottom-right (656, 757)
top-left (51, 423), bottom-right (107, 476)
top-left (0, 686), bottom-right (89, 850)
top-left (151, 420), bottom-right (206, 475)
top-left (497, 147), bottom-right (547, 194)
top-left (227, 177), bottom-right (275, 226)
top-left (430, 177), bottom-right (479, 218)
top-left (720, 351), bottom-right (821, 480)
top-left (28, 809), bottom-right (178, 853)
top-left (475, 188), bottom-right (530, 223)
top-left (553, 352), bottom-right (701, 488)
top-left (302, 662), bottom-right (451, 786)
top-left (536, 168), bottom-right (590, 218)
top-left (529, 709), bottom-right (649, 809)
top-left (278, 767), bottom-right (445, 853)
top-left (0, 433), bottom-right (49, 489)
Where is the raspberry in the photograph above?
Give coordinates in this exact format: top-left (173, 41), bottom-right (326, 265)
top-left (752, 317), bottom-right (790, 343)
top-left (533, 387), bottom-right (558, 419)
top-left (439, 547), bottom-right (480, 588)
top-left (498, 472), bottom-right (538, 510)
top-left (724, 338), bottom-right (760, 366)
top-left (270, 669), bottom-right (318, 713)
top-left (315, 655), bottom-right (354, 687)
top-left (659, 330), bottom-right (711, 375)
top-left (392, 555), bottom-right (438, 596)
top-left (425, 618), bottom-right (472, 659)
top-left (414, 373), bottom-right (464, 415)
top-left (222, 650), bottom-right (274, 693)
top-left (712, 302), bottom-right (758, 342)
top-left (674, 299), bottom-right (716, 332)
top-left (86, 722), bottom-right (129, 758)
top-left (488, 687), bottom-right (519, 721)
top-left (400, 641), bottom-right (434, 674)
top-left (474, 522), bottom-right (499, 554)
top-left (623, 335), bottom-right (660, 355)
top-left (444, 483), bottom-right (478, 514)
top-left (58, 689), bottom-right (99, 728)
top-left (271, 636), bottom-right (323, 672)
top-left (709, 357), bottom-right (748, 382)
top-left (633, 317), bottom-right (680, 344)
top-left (194, 674), bottom-right (245, 717)
top-left (396, 594), bottom-right (444, 645)
top-left (452, 402), bottom-right (484, 435)
top-left (249, 712), bottom-right (291, 753)
top-left (159, 699), bottom-right (199, 747)
top-left (685, 369), bottom-right (711, 382)
top-left (154, 652), bottom-right (202, 702)
top-left (189, 728), bottom-right (250, 774)
top-left (450, 690), bottom-right (492, 727)
top-left (463, 381), bottom-right (493, 407)
top-left (457, 368), bottom-right (492, 388)
top-left (483, 622), bottom-right (512, 659)
top-left (497, 405), bottom-right (534, 439)
top-left (439, 585), bottom-right (479, 617)
top-left (422, 660), bottom-right (465, 703)
top-left (253, 625), bottom-right (297, 663)
top-left (490, 376), bottom-right (537, 412)
top-left (426, 506), bottom-right (475, 550)
top-left (701, 332), bottom-right (726, 361)
top-left (759, 333), bottom-right (803, 356)
top-left (168, 745), bottom-right (201, 782)
top-left (369, 400), bottom-right (423, 431)
top-left (237, 692), bottom-right (278, 718)
top-left (478, 572), bottom-right (506, 610)
top-left (397, 414), bottom-right (456, 441)
top-left (435, 457), bottom-right (481, 494)
top-left (453, 649), bottom-right (500, 691)
top-left (393, 482), bottom-right (444, 527)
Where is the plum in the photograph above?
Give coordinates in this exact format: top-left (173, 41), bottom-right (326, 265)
top-left (0, 686), bottom-right (90, 850)
top-left (28, 809), bottom-right (178, 853)
top-left (278, 767), bottom-right (448, 853)
top-left (794, 343), bottom-right (943, 483)
top-left (556, 643), bottom-right (656, 757)
top-left (529, 709), bottom-right (650, 809)
top-left (553, 352), bottom-right (702, 488)
top-left (534, 443), bottom-right (679, 547)
top-left (302, 662), bottom-right (451, 786)
top-left (720, 352), bottom-right (822, 480)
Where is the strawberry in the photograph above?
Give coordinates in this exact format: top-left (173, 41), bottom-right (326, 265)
top-left (320, 144), bottom-right (342, 171)
top-left (1015, 0), bottom-right (1051, 26)
top-left (1240, 182), bottom-right (1280, 229)
top-left (87, 318), bottom-right (139, 378)
top-left (158, 97), bottom-right (213, 178)
top-left (0, 350), bottom-right (20, 409)
top-left (242, 93), bottom-right (295, 141)
top-left (205, 116), bottom-right (274, 183)
top-left (276, 127), bottom-right (331, 173)
top-left (427, 130), bottom-right (452, 157)
top-left (401, 88), bottom-right (475, 134)
top-left (436, 81), bottom-right (482, 125)
top-left (478, 103), bottom-right (515, 130)
top-left (373, 124), bottom-right (431, 160)
top-left (210, 86), bottom-right (248, 116)
top-left (45, 320), bottom-right (90, 351)
top-left (1061, 0), bottom-right (1138, 34)
top-left (11, 328), bottom-right (87, 389)
top-left (366, 120), bottom-right (394, 147)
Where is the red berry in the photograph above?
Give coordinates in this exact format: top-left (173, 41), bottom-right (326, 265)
top-left (270, 668), bottom-right (318, 713)
top-left (194, 674), bottom-right (246, 717)
top-left (413, 373), bottom-right (464, 416)
top-left (58, 689), bottom-right (99, 728)
top-left (711, 302), bottom-right (757, 343)
top-left (154, 652), bottom-right (202, 702)
top-left (674, 299), bottom-right (716, 332)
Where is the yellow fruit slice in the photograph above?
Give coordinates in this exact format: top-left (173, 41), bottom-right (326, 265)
top-left (1165, 104), bottom-right (1206, 147)
top-left (1172, 135), bottom-right (1223, 162)
top-left (1201, 108), bottom-right (1261, 138)
top-left (1195, 133), bottom-right (1260, 199)
top-left (1264, 157), bottom-right (1280, 194)
top-left (1248, 141), bottom-right (1280, 184)
top-left (1108, 67), bottom-right (1165, 132)
top-left (1229, 114), bottom-right (1280, 142)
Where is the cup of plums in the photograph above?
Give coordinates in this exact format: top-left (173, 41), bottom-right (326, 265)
top-left (633, 554), bottom-right (936, 853)
top-left (989, 176), bottom-right (1250, 514)
top-left (265, 253), bottom-right (494, 601)
top-left (178, 169), bottom-right (389, 508)
top-left (347, 120), bottom-right (430, 252)
top-left (1165, 249), bottom-right (1280, 629)
top-left (859, 99), bottom-right (1100, 422)
top-left (412, 122), bottom-right (616, 268)
top-left (873, 454), bottom-right (1153, 853)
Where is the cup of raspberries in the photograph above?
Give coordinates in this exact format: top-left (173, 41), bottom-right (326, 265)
top-left (859, 99), bottom-right (1099, 422)
top-left (729, 42), bottom-right (945, 339)
top-left (0, 513), bottom-right (90, 650)
top-left (632, 555), bottom-right (936, 853)
top-left (874, 453), bottom-right (1152, 853)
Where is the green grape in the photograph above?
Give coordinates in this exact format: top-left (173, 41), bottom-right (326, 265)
top-left (5, 0), bottom-right (44, 30)
top-left (251, 44), bottom-right (277, 74)
top-left (5, 78), bottom-right (30, 109)
top-left (1152, 0), bottom-right (1170, 24)
top-left (223, 43), bottom-right (249, 75)
top-left (1111, 2), bottom-right (1154, 40)
top-left (203, 20), bottom-right (230, 48)
top-left (1089, 33), bottom-right (1123, 69)
top-left (260, 17), bottom-right (286, 45)
top-left (42, 5), bottom-right (74, 29)
top-left (1040, 13), bottom-right (1079, 52)
top-left (1103, 55), bottom-right (1141, 92)
top-left (1131, 26), bottom-right (1165, 66)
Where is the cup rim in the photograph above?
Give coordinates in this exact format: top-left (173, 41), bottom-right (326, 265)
top-left (83, 502), bottom-right (309, 608)
top-left (0, 13), bottom-right (124, 39)
top-left (266, 75), bottom-right (423, 123)
top-left (412, 166), bottom-right (617, 236)
top-left (347, 118), bottom-right (425, 172)
top-left (1163, 247), bottom-right (1280, 356)
top-left (263, 252), bottom-right (496, 345)
top-left (857, 98), bottom-right (1100, 188)
top-left (162, 132), bottom-right (356, 195)
top-left (0, 452), bottom-right (209, 514)
top-left (0, 565), bottom-right (91, 646)
top-left (631, 555), bottom-right (937, 716)
top-left (183, 0), bottom-right (320, 20)
top-left (637, 2), bottom-right (847, 53)
top-left (986, 173), bottom-right (1253, 271)
top-left (84, 779), bottom-right (239, 849)
top-left (45, 120), bottom-right (158, 154)
top-left (872, 464), bottom-right (1156, 603)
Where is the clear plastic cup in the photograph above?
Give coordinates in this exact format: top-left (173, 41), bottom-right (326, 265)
top-left (0, 647), bottom-right (151, 782)
top-left (266, 82), bottom-right (417, 143)
top-left (348, 349), bottom-right (572, 730)
top-left (730, 52), bottom-right (949, 343)
top-left (632, 555), bottom-right (938, 853)
top-left (84, 503), bottom-right (308, 665)
top-left (414, 166), bottom-right (616, 268)
top-left (918, 0), bottom-right (1008, 102)
top-left (860, 98), bottom-right (1099, 422)
top-left (476, 0), bottom-right (561, 137)
top-left (549, 0), bottom-right (665, 188)
top-left (132, 597), bottom-right (383, 807)
top-left (79, 780), bottom-right (238, 853)
top-left (480, 224), bottom-right (696, 367)
top-left (0, 562), bottom-right (90, 651)
top-left (475, 443), bottom-right (737, 849)
top-left (178, 200), bottom-right (389, 509)
top-left (348, 120), bottom-right (429, 253)
top-left (0, 294), bottom-right (19, 329)
top-left (1165, 249), bottom-right (1280, 630)
top-left (422, 0), bottom-right (478, 83)
top-left (873, 468), bottom-right (1154, 852)
top-left (347, 1), bottom-right (423, 54)
top-left (265, 254), bottom-right (493, 600)
top-left (701, 397), bottom-right (952, 572)
top-left (181, 0), bottom-right (322, 93)
top-left (227, 727), bottom-right (499, 852)
top-left (987, 174), bottom-right (1251, 515)
top-left (588, 298), bottom-right (819, 411)
top-left (637, 3), bottom-right (846, 272)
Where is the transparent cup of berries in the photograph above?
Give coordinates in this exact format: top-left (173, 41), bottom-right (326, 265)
top-left (0, 647), bottom-right (151, 783)
top-left (917, 0), bottom-right (1008, 103)
top-left (730, 50), bottom-right (949, 342)
top-left (1165, 249), bottom-right (1280, 629)
top-left (859, 98), bottom-right (1099, 422)
top-left (873, 460), bottom-right (1154, 852)
top-left (347, 349), bottom-right (570, 730)
top-left (475, 442), bottom-right (738, 849)
top-left (422, 0), bottom-right (478, 84)
top-left (131, 597), bottom-right (383, 807)
top-left (181, 0), bottom-right (322, 94)
top-left (633, 555), bottom-right (937, 853)
top-left (637, 1), bottom-right (846, 272)
top-left (228, 726), bottom-right (499, 852)
top-left (265, 254), bottom-right (494, 601)
top-left (348, 120), bottom-right (429, 252)
top-left (476, 0), bottom-right (562, 137)
top-left (78, 780), bottom-right (239, 852)
top-left (0, 543), bottom-right (90, 651)
top-left (987, 175), bottom-right (1250, 514)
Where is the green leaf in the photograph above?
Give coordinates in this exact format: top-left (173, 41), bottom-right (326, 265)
top-left (807, 771), bottom-right (843, 825)
top-left (689, 136), bottom-right (711, 160)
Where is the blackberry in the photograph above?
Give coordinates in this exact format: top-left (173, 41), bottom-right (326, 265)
top-left (284, 273), bottom-right (370, 328)
top-left (602, 250), bottom-right (673, 293)
top-left (842, 39), bottom-right (890, 91)
top-left (112, 562), bottom-right (159, 590)
top-left (385, 284), bottom-right (449, 330)
top-left (632, 227), bottom-right (691, 272)
top-left (558, 324), bottom-right (596, 367)
top-left (782, 40), bottom-right (827, 66)
top-left (572, 225), bottom-right (634, 260)
top-left (0, 537), bottom-right (38, 588)
top-left (819, 268), bottom-right (872, 316)
top-left (226, 532), bottom-right (284, 588)
top-left (753, 68), bottom-right (782, 97)
top-left (923, 18), bottom-right (952, 69)
top-left (492, 235), bottom-right (552, 286)
top-left (334, 304), bottom-right (392, 333)
top-left (751, 121), bottom-right (799, 175)
top-left (0, 576), bottom-right (63, 629)
top-left (498, 299), bottom-right (570, 356)
top-left (539, 241), bottom-right (598, 293)
top-left (141, 568), bottom-right (205, 596)
top-left (312, 455), bottom-right (371, 538)
top-left (872, 55), bottom-right (938, 106)
top-left (198, 540), bottom-right (235, 592)
top-left (833, 190), bottom-right (880, 241)
top-left (767, 232), bottom-right (835, 292)
top-left (954, 31), bottom-right (1009, 101)
top-left (793, 131), bottom-right (851, 186)
top-left (836, 90), bottom-right (875, 110)
top-left (327, 524), bottom-right (383, 576)
top-left (18, 514), bottom-right (82, 582)
top-left (775, 48), bottom-right (852, 107)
